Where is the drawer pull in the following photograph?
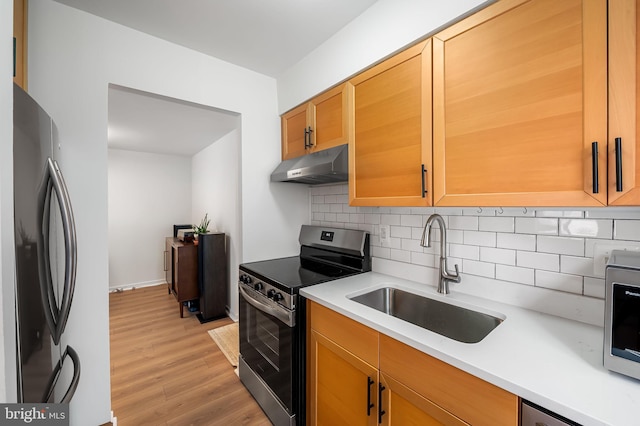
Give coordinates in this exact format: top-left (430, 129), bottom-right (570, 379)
top-left (615, 137), bottom-right (623, 192)
top-left (591, 141), bottom-right (599, 194)
top-left (366, 377), bottom-right (374, 416)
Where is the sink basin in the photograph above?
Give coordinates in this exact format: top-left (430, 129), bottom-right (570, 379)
top-left (349, 287), bottom-right (503, 343)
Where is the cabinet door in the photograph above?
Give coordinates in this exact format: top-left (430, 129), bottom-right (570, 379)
top-left (609, 0), bottom-right (640, 205)
top-left (380, 374), bottom-right (469, 426)
top-left (281, 103), bottom-right (311, 160)
top-left (13, 0), bottom-right (27, 89)
top-left (432, 0), bottom-right (607, 206)
top-left (379, 334), bottom-right (519, 425)
top-left (309, 83), bottom-right (353, 153)
top-left (308, 330), bottom-right (378, 426)
top-left (175, 244), bottom-right (198, 302)
top-left (349, 40), bottom-right (433, 206)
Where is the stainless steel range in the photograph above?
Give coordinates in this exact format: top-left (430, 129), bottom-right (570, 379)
top-left (238, 225), bottom-right (371, 426)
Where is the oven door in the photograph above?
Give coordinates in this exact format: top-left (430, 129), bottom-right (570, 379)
top-left (239, 284), bottom-right (295, 413)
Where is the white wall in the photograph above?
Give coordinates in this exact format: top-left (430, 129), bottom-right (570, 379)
top-left (108, 150), bottom-right (191, 290)
top-left (1, 0), bottom-right (16, 403)
top-left (277, 0), bottom-right (490, 112)
top-left (192, 128), bottom-right (241, 320)
top-left (26, 0), bottom-right (307, 423)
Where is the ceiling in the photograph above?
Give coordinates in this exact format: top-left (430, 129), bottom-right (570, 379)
top-left (108, 85), bottom-right (240, 157)
top-left (53, 0), bottom-right (379, 78)
top-left (58, 0), bottom-right (378, 157)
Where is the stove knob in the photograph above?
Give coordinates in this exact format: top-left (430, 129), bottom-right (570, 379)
top-left (243, 275), bottom-right (253, 284)
top-left (253, 282), bottom-right (263, 291)
top-left (266, 289), bottom-right (277, 299)
top-left (272, 293), bottom-right (284, 302)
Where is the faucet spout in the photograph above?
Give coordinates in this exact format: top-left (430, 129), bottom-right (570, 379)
top-left (420, 214), bottom-right (461, 294)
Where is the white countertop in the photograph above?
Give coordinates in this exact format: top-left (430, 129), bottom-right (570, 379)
top-left (300, 272), bottom-right (640, 426)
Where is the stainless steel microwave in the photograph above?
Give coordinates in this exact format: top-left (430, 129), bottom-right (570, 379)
top-left (604, 250), bottom-right (640, 381)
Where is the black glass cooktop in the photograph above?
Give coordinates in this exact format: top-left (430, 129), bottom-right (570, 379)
top-left (239, 256), bottom-right (359, 294)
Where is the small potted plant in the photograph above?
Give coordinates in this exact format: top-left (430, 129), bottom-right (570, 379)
top-left (193, 213), bottom-right (210, 244)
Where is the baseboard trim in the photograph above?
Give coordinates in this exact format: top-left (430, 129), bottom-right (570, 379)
top-left (109, 280), bottom-right (165, 293)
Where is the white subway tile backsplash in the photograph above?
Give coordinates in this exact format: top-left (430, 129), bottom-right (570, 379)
top-left (586, 208), bottom-right (640, 220)
top-left (536, 210), bottom-right (584, 218)
top-left (515, 217), bottom-right (558, 235)
top-left (448, 229), bottom-right (464, 244)
top-left (449, 215), bottom-right (479, 230)
top-left (479, 216), bottom-right (515, 233)
top-left (560, 255), bottom-right (593, 277)
top-left (381, 214), bottom-right (401, 226)
top-left (614, 220), bottom-right (640, 240)
top-left (411, 252), bottom-right (435, 267)
top-left (337, 213), bottom-right (350, 223)
top-left (480, 247), bottom-right (516, 265)
top-left (390, 248), bottom-right (411, 263)
top-left (535, 270), bottom-right (583, 294)
top-left (372, 246), bottom-right (391, 259)
top-left (337, 194), bottom-right (349, 204)
top-left (449, 243), bottom-right (480, 260)
top-left (497, 233), bottom-right (536, 251)
top-left (537, 236), bottom-right (584, 256)
top-left (401, 238), bottom-right (423, 252)
top-left (463, 259), bottom-right (495, 278)
top-left (584, 277), bottom-right (605, 299)
top-left (391, 225), bottom-right (411, 239)
top-left (463, 230), bottom-right (497, 247)
top-left (349, 213), bottom-right (364, 223)
top-left (559, 218), bottom-right (612, 239)
top-left (310, 190), bottom-right (640, 304)
top-left (365, 213), bottom-right (381, 225)
top-left (401, 214), bottom-right (423, 227)
top-left (496, 264), bottom-right (535, 285)
top-left (517, 251), bottom-right (559, 272)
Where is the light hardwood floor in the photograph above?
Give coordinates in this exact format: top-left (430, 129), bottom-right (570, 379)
top-left (109, 284), bottom-right (271, 425)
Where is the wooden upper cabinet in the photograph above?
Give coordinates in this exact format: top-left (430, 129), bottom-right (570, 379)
top-left (13, 0), bottom-right (27, 89)
top-left (608, 0), bottom-right (640, 205)
top-left (432, 0), bottom-right (608, 206)
top-left (349, 40), bottom-right (433, 206)
top-left (281, 83), bottom-right (352, 160)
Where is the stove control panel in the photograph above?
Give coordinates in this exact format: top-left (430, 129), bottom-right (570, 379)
top-left (239, 272), bottom-right (295, 310)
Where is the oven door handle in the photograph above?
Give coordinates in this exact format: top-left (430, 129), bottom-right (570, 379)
top-left (239, 284), bottom-right (296, 327)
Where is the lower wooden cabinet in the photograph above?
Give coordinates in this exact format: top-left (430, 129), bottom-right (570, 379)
top-left (307, 301), bottom-right (519, 426)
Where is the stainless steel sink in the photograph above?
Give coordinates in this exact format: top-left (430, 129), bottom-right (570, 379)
top-left (349, 287), bottom-right (503, 343)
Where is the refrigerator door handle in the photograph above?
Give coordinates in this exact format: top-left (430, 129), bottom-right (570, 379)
top-left (37, 158), bottom-right (77, 345)
top-left (41, 345), bottom-right (81, 404)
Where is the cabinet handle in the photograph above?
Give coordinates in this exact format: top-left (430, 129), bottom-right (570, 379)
top-left (591, 142), bottom-right (599, 194)
top-left (378, 382), bottom-right (386, 423)
top-left (304, 127), bottom-right (309, 149)
top-left (366, 377), bottom-right (374, 416)
top-left (307, 126), bottom-right (314, 148)
top-left (421, 164), bottom-right (428, 197)
top-left (163, 250), bottom-right (168, 271)
top-left (615, 137), bottom-right (623, 192)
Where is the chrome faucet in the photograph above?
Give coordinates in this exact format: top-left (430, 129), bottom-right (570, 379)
top-left (420, 214), bottom-right (461, 294)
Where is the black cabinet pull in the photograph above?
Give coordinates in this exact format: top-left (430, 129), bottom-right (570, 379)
top-left (366, 377), bottom-right (374, 416)
top-left (615, 137), bottom-right (623, 192)
top-left (307, 126), bottom-right (314, 148)
top-left (421, 164), bottom-right (427, 197)
top-left (591, 141), bottom-right (599, 194)
top-left (378, 382), bottom-right (386, 423)
top-left (304, 127), bottom-right (309, 149)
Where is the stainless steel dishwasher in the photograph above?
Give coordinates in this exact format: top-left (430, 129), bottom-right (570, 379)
top-left (521, 401), bottom-right (581, 426)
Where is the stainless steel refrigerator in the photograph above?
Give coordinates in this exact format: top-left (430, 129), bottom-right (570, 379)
top-left (13, 83), bottom-right (80, 403)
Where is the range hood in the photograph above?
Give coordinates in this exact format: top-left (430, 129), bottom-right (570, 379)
top-left (270, 144), bottom-right (348, 185)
